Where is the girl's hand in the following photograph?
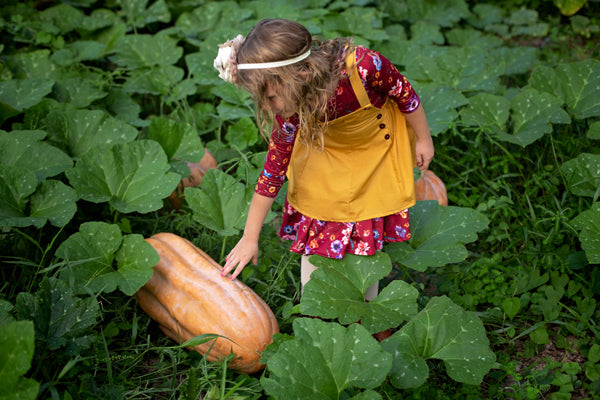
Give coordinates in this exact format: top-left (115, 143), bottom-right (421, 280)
top-left (414, 135), bottom-right (435, 170)
top-left (221, 235), bottom-right (259, 280)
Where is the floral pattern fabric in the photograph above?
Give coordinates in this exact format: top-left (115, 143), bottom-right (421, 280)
top-left (255, 46), bottom-right (419, 257)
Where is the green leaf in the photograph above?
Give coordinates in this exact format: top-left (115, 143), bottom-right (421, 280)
top-left (571, 203), bottom-right (600, 264)
top-left (560, 153), bottom-right (600, 199)
top-left (50, 40), bottom-right (107, 66)
top-left (53, 76), bottom-right (108, 108)
top-left (554, 0), bottom-right (587, 16)
top-left (502, 297), bottom-right (521, 320)
top-left (385, 201), bottom-right (489, 271)
top-left (556, 59), bottom-right (600, 120)
top-left (15, 278), bottom-right (100, 354)
top-left (45, 108), bottom-right (138, 158)
top-left (417, 84), bottom-right (468, 136)
top-left (300, 253), bottom-right (418, 333)
top-left (459, 93), bottom-right (510, 131)
top-left (0, 130), bottom-right (72, 181)
top-left (0, 321), bottom-right (39, 400)
top-left (28, 180), bottom-right (77, 227)
top-left (589, 121), bottom-right (600, 140)
top-left (261, 318), bottom-right (392, 399)
top-left (0, 166), bottom-right (45, 228)
top-left (39, 4), bottom-right (86, 34)
top-left (225, 117), bottom-right (259, 149)
top-left (122, 65), bottom-right (184, 96)
top-left (185, 169), bottom-right (253, 236)
top-left (498, 88), bottom-right (570, 146)
top-left (110, 33), bottom-right (182, 69)
top-left (66, 140), bottom-right (180, 214)
top-left (56, 221), bottom-right (159, 295)
top-left (120, 0), bottom-right (171, 29)
top-left (0, 78), bottom-right (54, 118)
top-left (381, 296), bottom-right (496, 388)
top-left (148, 116), bottom-right (204, 164)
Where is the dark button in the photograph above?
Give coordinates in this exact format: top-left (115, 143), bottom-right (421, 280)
top-left (379, 123), bottom-right (386, 129)
top-left (384, 134), bottom-right (390, 140)
top-left (376, 113), bottom-right (383, 119)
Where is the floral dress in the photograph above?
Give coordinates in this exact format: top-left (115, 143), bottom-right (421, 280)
top-left (255, 46), bottom-right (420, 259)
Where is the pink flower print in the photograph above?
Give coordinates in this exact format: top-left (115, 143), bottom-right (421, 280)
top-left (362, 229), bottom-right (371, 237)
top-left (355, 241), bottom-right (370, 255)
top-left (341, 225), bottom-right (353, 245)
top-left (388, 79), bottom-right (403, 97)
top-left (358, 66), bottom-right (368, 82)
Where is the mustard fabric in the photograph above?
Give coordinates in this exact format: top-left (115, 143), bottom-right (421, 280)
top-left (286, 51), bottom-right (416, 222)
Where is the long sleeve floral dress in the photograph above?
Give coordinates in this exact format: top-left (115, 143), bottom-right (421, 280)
top-left (255, 46), bottom-right (421, 259)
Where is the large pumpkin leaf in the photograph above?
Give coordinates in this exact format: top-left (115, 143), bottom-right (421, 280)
top-left (16, 278), bottom-right (100, 354)
top-left (561, 153), bottom-right (600, 200)
top-left (122, 65), bottom-right (184, 96)
top-left (417, 84), bottom-right (468, 136)
top-left (459, 93), bottom-right (510, 132)
top-left (66, 140), bottom-right (180, 214)
top-left (0, 130), bottom-right (72, 181)
top-left (53, 76), bottom-right (108, 108)
top-left (185, 168), bottom-right (253, 236)
top-left (110, 33), bottom-right (182, 69)
top-left (147, 115), bottom-right (204, 167)
top-left (28, 180), bottom-right (77, 228)
top-left (0, 321), bottom-right (39, 400)
top-left (385, 201), bottom-right (489, 271)
top-left (571, 203), bottom-right (600, 264)
top-left (0, 166), bottom-right (45, 228)
top-left (119, 0), bottom-right (171, 29)
top-left (300, 253), bottom-right (419, 334)
top-left (0, 78), bottom-right (54, 122)
top-left (496, 88), bottom-right (570, 146)
top-left (556, 59), bottom-right (600, 119)
top-left (261, 318), bottom-right (392, 400)
top-left (55, 221), bottom-right (159, 295)
top-left (45, 108), bottom-right (138, 158)
top-left (381, 296), bottom-right (496, 388)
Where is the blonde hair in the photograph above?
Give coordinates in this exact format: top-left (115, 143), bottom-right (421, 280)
top-left (234, 19), bottom-right (354, 148)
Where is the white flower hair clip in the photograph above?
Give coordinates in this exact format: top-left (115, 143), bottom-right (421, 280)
top-left (214, 34), bottom-right (312, 83)
top-left (213, 34), bottom-right (244, 83)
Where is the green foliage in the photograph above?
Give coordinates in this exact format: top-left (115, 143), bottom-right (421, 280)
top-left (185, 168), bottom-right (254, 236)
top-left (0, 320), bottom-right (39, 400)
top-left (16, 278), bottom-right (100, 354)
top-left (261, 318), bottom-right (392, 400)
top-left (301, 253), bottom-right (419, 333)
top-left (382, 296), bottom-right (496, 388)
top-left (0, 0), bottom-right (598, 398)
top-left (55, 221), bottom-right (159, 295)
top-left (385, 201), bottom-right (489, 271)
top-left (66, 140), bottom-right (180, 214)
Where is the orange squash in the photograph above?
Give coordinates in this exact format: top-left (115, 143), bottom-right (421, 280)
top-left (414, 169), bottom-right (448, 206)
top-left (167, 150), bottom-right (218, 209)
top-left (137, 232), bottom-right (279, 373)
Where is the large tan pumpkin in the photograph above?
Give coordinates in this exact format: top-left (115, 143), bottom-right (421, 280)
top-left (167, 150), bottom-right (218, 209)
top-left (414, 169), bottom-right (448, 206)
top-left (137, 232), bottom-right (279, 373)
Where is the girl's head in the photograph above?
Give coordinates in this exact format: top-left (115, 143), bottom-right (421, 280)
top-left (217, 19), bottom-right (352, 146)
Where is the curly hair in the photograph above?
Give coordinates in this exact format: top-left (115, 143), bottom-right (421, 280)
top-left (234, 19), bottom-right (355, 148)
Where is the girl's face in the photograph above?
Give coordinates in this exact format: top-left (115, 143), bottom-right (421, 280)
top-left (265, 84), bottom-right (294, 118)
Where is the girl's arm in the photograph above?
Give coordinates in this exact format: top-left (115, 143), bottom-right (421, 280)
top-left (403, 103), bottom-right (434, 170)
top-left (221, 192), bottom-right (274, 280)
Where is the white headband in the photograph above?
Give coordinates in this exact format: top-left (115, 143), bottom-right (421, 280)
top-left (237, 50), bottom-right (311, 70)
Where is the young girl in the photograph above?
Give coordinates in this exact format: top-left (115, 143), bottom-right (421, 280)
top-left (214, 19), bottom-right (434, 300)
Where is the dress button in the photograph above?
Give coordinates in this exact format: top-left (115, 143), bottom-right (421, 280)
top-left (384, 134), bottom-right (390, 140)
top-left (376, 113), bottom-right (382, 119)
top-left (379, 123), bottom-right (386, 129)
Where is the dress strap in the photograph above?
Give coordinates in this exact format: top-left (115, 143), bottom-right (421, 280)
top-left (344, 49), bottom-right (371, 108)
